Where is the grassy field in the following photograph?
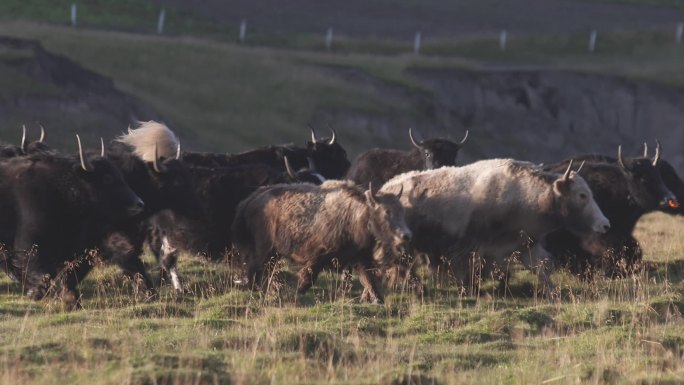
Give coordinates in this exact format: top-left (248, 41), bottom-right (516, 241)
top-left (0, 212), bottom-right (683, 385)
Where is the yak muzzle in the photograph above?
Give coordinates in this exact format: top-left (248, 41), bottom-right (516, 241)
top-left (663, 198), bottom-right (680, 210)
top-left (126, 198), bottom-right (145, 216)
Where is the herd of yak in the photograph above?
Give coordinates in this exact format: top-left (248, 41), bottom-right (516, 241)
top-left (0, 121), bottom-right (681, 308)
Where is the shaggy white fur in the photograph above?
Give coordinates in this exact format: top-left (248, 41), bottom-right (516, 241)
top-left (116, 121), bottom-right (179, 162)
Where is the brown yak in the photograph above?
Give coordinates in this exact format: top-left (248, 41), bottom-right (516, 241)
top-left (232, 180), bottom-right (411, 303)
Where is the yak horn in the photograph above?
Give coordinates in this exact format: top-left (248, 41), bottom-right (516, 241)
top-left (617, 145), bottom-right (628, 172)
top-left (176, 142), bottom-right (181, 160)
top-left (100, 137), bottom-right (106, 158)
top-left (643, 142), bottom-right (648, 158)
top-left (284, 156), bottom-right (297, 179)
top-left (76, 135), bottom-right (92, 172)
top-left (309, 124), bottom-right (318, 143)
top-left (152, 143), bottom-right (161, 173)
top-left (20, 125), bottom-right (26, 153)
top-left (653, 139), bottom-right (661, 166)
top-left (367, 182), bottom-right (378, 204)
top-left (395, 184), bottom-right (404, 199)
top-left (408, 128), bottom-right (423, 149)
top-left (327, 124), bottom-right (336, 145)
top-left (562, 159), bottom-right (574, 181)
top-left (39, 124), bottom-right (46, 143)
top-left (576, 160), bottom-right (586, 174)
top-left (459, 130), bottom-right (469, 145)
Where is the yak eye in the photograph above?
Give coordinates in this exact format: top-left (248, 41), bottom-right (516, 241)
top-left (579, 193), bottom-right (587, 200)
top-left (102, 174), bottom-right (114, 185)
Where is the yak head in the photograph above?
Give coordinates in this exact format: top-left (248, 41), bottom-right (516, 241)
top-left (553, 160), bottom-right (610, 236)
top-left (144, 143), bottom-right (202, 218)
top-left (655, 159), bottom-right (684, 215)
top-left (364, 183), bottom-right (412, 262)
top-left (409, 128), bottom-right (468, 170)
top-left (75, 135), bottom-right (145, 218)
top-left (306, 124), bottom-right (351, 179)
top-left (617, 142), bottom-right (678, 212)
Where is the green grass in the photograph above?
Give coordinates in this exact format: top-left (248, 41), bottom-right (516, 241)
top-left (0, 212), bottom-right (683, 384)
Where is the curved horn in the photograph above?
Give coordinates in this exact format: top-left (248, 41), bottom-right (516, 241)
top-left (20, 125), bottom-right (26, 153)
top-left (653, 139), bottom-right (661, 166)
top-left (408, 128), bottom-right (423, 149)
top-left (152, 143), bottom-right (161, 173)
top-left (642, 142), bottom-right (648, 158)
top-left (76, 135), bottom-right (92, 172)
top-left (39, 124), bottom-right (46, 143)
top-left (100, 137), bottom-right (106, 158)
top-left (327, 124), bottom-right (336, 145)
top-left (367, 182), bottom-right (378, 205)
top-left (283, 156), bottom-right (297, 179)
top-left (576, 160), bottom-right (586, 174)
top-left (396, 184), bottom-right (404, 199)
top-left (458, 130), bottom-right (469, 146)
top-left (176, 142), bottom-right (181, 160)
top-left (617, 145), bottom-right (628, 171)
top-left (562, 159), bottom-right (574, 181)
top-left (308, 124), bottom-right (318, 143)
top-left (307, 156), bottom-right (317, 171)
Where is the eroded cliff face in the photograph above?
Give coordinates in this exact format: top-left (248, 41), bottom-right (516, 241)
top-left (410, 68), bottom-right (684, 169)
top-left (319, 67), bottom-right (684, 171)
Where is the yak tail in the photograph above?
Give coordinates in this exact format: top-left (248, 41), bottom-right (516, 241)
top-left (116, 121), bottom-right (179, 162)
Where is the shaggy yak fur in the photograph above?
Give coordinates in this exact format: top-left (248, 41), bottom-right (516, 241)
top-left (380, 158), bottom-right (610, 293)
top-left (232, 180), bottom-right (412, 303)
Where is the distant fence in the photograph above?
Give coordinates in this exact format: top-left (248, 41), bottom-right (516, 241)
top-left (64, 3), bottom-right (684, 56)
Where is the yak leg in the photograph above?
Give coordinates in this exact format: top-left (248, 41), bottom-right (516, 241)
top-left (118, 256), bottom-right (157, 300)
top-left (358, 264), bottom-right (384, 304)
top-left (105, 232), bottom-right (157, 298)
top-left (58, 254), bottom-right (99, 310)
top-left (522, 244), bottom-right (556, 294)
top-left (159, 236), bottom-right (183, 292)
top-left (296, 258), bottom-right (325, 296)
top-left (242, 244), bottom-right (272, 290)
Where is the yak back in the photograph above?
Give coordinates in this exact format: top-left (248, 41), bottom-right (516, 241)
top-left (347, 148), bottom-right (423, 190)
top-left (381, 159), bottom-right (560, 258)
top-left (234, 180), bottom-right (372, 262)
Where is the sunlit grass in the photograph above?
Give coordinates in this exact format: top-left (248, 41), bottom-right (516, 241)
top-left (0, 213), bottom-right (682, 384)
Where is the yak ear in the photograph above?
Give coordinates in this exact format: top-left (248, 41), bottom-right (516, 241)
top-left (553, 178), bottom-right (571, 196)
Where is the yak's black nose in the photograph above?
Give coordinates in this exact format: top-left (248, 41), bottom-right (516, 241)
top-left (402, 233), bottom-right (412, 242)
top-left (127, 198), bottom-right (145, 216)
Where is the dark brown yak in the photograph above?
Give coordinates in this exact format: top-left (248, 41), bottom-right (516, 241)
top-left (232, 180), bottom-right (412, 303)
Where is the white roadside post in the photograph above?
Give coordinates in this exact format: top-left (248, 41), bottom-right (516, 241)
top-left (414, 32), bottom-right (422, 55)
top-left (70, 4), bottom-right (77, 28)
top-left (588, 30), bottom-right (598, 52)
top-left (499, 30), bottom-right (508, 51)
top-left (325, 27), bottom-right (333, 51)
top-left (157, 8), bottom-right (166, 35)
top-left (239, 20), bottom-right (247, 43)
